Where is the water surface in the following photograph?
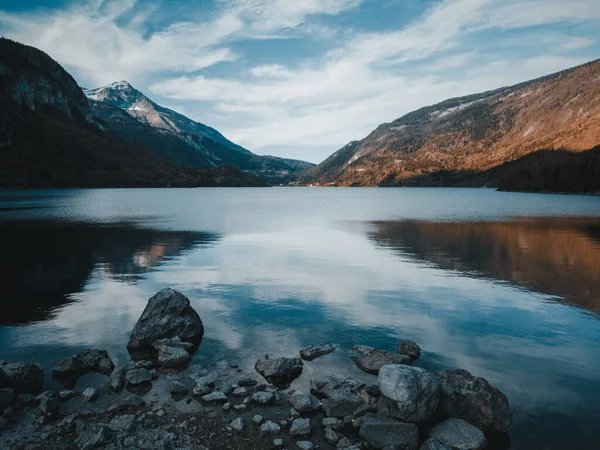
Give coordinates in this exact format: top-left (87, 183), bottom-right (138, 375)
top-left (1, 188), bottom-right (599, 449)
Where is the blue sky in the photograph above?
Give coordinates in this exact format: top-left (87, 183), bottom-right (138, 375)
top-left (1, 0), bottom-right (599, 163)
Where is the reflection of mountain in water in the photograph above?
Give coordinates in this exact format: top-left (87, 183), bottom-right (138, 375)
top-left (370, 218), bottom-right (600, 314)
top-left (0, 222), bottom-right (218, 325)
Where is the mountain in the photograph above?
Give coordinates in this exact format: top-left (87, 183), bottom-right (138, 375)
top-left (0, 38), bottom-right (267, 188)
top-left (301, 59), bottom-right (600, 193)
top-left (84, 82), bottom-right (315, 184)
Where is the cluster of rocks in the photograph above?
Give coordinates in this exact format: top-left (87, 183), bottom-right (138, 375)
top-left (0, 288), bottom-right (513, 450)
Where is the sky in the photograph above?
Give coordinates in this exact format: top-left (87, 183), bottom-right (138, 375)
top-left (1, 0), bottom-right (599, 163)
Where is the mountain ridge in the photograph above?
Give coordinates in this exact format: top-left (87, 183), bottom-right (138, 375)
top-left (300, 59), bottom-right (600, 193)
top-left (84, 81), bottom-right (315, 184)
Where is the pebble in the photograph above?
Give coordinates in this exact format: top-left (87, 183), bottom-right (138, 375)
top-left (253, 414), bottom-right (264, 424)
top-left (297, 441), bottom-right (314, 450)
top-left (82, 388), bottom-right (99, 402)
top-left (260, 420), bottom-right (281, 434)
top-left (230, 417), bottom-right (245, 431)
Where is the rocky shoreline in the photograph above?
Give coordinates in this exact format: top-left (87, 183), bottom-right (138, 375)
top-left (0, 289), bottom-right (512, 450)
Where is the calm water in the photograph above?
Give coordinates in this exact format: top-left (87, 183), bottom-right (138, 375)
top-left (1, 188), bottom-right (600, 449)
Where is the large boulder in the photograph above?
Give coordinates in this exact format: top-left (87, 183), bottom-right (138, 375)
top-left (359, 413), bottom-right (419, 449)
top-left (52, 349), bottom-right (114, 385)
top-left (255, 357), bottom-right (303, 388)
top-left (377, 365), bottom-right (441, 423)
top-left (300, 344), bottom-right (336, 361)
top-left (0, 360), bottom-right (44, 394)
top-left (127, 288), bottom-right (204, 358)
top-left (437, 369), bottom-right (512, 433)
top-left (428, 418), bottom-right (487, 450)
top-left (350, 347), bottom-right (412, 375)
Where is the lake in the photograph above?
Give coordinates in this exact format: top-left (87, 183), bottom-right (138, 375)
top-left (1, 187), bottom-right (599, 449)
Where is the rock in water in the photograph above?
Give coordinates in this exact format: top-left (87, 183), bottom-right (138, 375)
top-left (428, 418), bottom-right (487, 450)
top-left (125, 368), bottom-right (153, 385)
top-left (255, 357), bottom-right (303, 388)
top-left (156, 345), bottom-right (190, 368)
top-left (52, 349), bottom-right (114, 385)
top-left (359, 414), bottom-right (419, 449)
top-left (350, 348), bottom-right (412, 375)
top-left (109, 366), bottom-right (126, 392)
top-left (169, 381), bottom-right (189, 396)
top-left (82, 388), bottom-right (99, 402)
top-left (377, 365), bottom-right (441, 423)
top-left (300, 344), bottom-right (336, 361)
top-left (437, 369), bottom-right (512, 433)
top-left (0, 360), bottom-right (44, 394)
top-left (127, 288), bottom-right (204, 357)
top-left (396, 340), bottom-right (421, 361)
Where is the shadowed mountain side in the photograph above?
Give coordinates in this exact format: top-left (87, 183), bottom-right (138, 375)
top-left (377, 146), bottom-right (600, 193)
top-left (0, 222), bottom-right (219, 325)
top-left (369, 219), bottom-right (600, 314)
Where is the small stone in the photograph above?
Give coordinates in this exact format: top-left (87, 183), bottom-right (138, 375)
top-left (297, 441), bottom-right (314, 450)
top-left (192, 383), bottom-right (211, 396)
top-left (125, 368), bottom-right (153, 385)
top-left (396, 340), bottom-right (421, 361)
top-left (222, 385), bottom-right (235, 396)
top-left (325, 428), bottom-right (340, 444)
top-left (135, 360), bottom-right (154, 369)
top-left (252, 391), bottom-right (276, 405)
top-left (274, 438), bottom-right (284, 448)
top-left (260, 420), bottom-right (281, 434)
top-left (350, 349), bottom-right (412, 375)
top-left (39, 395), bottom-right (59, 416)
top-left (201, 391), bottom-right (228, 403)
top-left (428, 418), bottom-right (487, 450)
top-left (290, 394), bottom-right (321, 413)
top-left (253, 414), bottom-right (264, 424)
top-left (255, 357), bottom-right (303, 388)
top-left (169, 381), bottom-right (188, 396)
top-left (279, 419), bottom-right (288, 428)
top-left (234, 404), bottom-right (248, 411)
top-left (230, 417), bottom-right (245, 431)
top-left (193, 372), bottom-right (218, 388)
top-left (232, 387), bottom-right (249, 397)
top-left (155, 408), bottom-right (165, 417)
top-left (337, 437), bottom-right (353, 448)
top-left (108, 414), bottom-right (136, 432)
top-left (82, 388), bottom-right (99, 402)
top-left (290, 418), bottom-right (311, 436)
top-left (156, 345), bottom-right (190, 368)
top-left (243, 397), bottom-right (252, 405)
top-left (109, 366), bottom-right (126, 392)
top-left (300, 344), bottom-right (336, 361)
top-left (322, 417), bottom-right (344, 430)
top-left (238, 377), bottom-right (258, 387)
top-left (223, 402), bottom-right (231, 411)
top-left (290, 407), bottom-right (300, 417)
top-left (59, 390), bottom-right (77, 401)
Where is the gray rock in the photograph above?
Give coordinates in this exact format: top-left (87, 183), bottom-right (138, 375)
top-left (52, 349), bottom-right (115, 383)
top-left (253, 414), bottom-right (264, 424)
top-left (353, 403), bottom-right (376, 418)
top-left (238, 377), bottom-right (258, 387)
top-left (428, 418), bottom-right (487, 450)
top-left (223, 402), bottom-right (231, 411)
top-left (122, 428), bottom-right (175, 449)
top-left (108, 414), bottom-right (137, 432)
top-left (232, 387), bottom-right (249, 397)
top-left (274, 438), bottom-right (284, 447)
top-left (377, 365), bottom-right (441, 423)
top-left (125, 368), bottom-right (153, 385)
top-left (352, 345), bottom-right (375, 354)
top-left (201, 391), bottom-right (228, 403)
top-left (255, 357), bottom-right (303, 388)
top-left (222, 384), bottom-right (235, 396)
top-left (59, 390), bottom-right (77, 401)
top-left (82, 388), bottom-right (99, 402)
top-left (109, 366), bottom-right (126, 392)
top-left (169, 381), bottom-right (188, 395)
top-left (421, 439), bottom-right (450, 450)
top-left (325, 427), bottom-right (340, 444)
top-left (322, 417), bottom-right (344, 430)
top-left (193, 372), bottom-right (218, 388)
top-left (350, 349), bottom-right (412, 375)
top-left (127, 288), bottom-right (204, 356)
top-left (0, 388), bottom-right (14, 414)
top-left (290, 417), bottom-right (311, 436)
top-left (75, 422), bottom-right (109, 450)
top-left (300, 344), bottom-right (336, 361)
top-left (437, 369), bottom-right (512, 433)
top-left (0, 360), bottom-right (44, 394)
top-left (152, 336), bottom-right (196, 353)
top-left (290, 393), bottom-right (320, 413)
top-left (243, 396), bottom-right (252, 405)
top-left (39, 393), bottom-right (59, 417)
top-left (233, 403), bottom-right (248, 411)
top-left (359, 414), bottom-right (419, 449)
top-left (192, 383), bottom-right (211, 396)
top-left (297, 441), bottom-right (314, 450)
top-left (252, 391), bottom-right (276, 405)
top-left (310, 376), bottom-right (346, 397)
top-left (396, 340), bottom-right (421, 361)
top-left (260, 420), bottom-right (281, 434)
top-left (337, 437), bottom-right (353, 448)
top-left (322, 381), bottom-right (366, 418)
top-left (156, 345), bottom-right (190, 368)
top-left (135, 360), bottom-right (154, 369)
top-left (230, 417), bottom-right (245, 431)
